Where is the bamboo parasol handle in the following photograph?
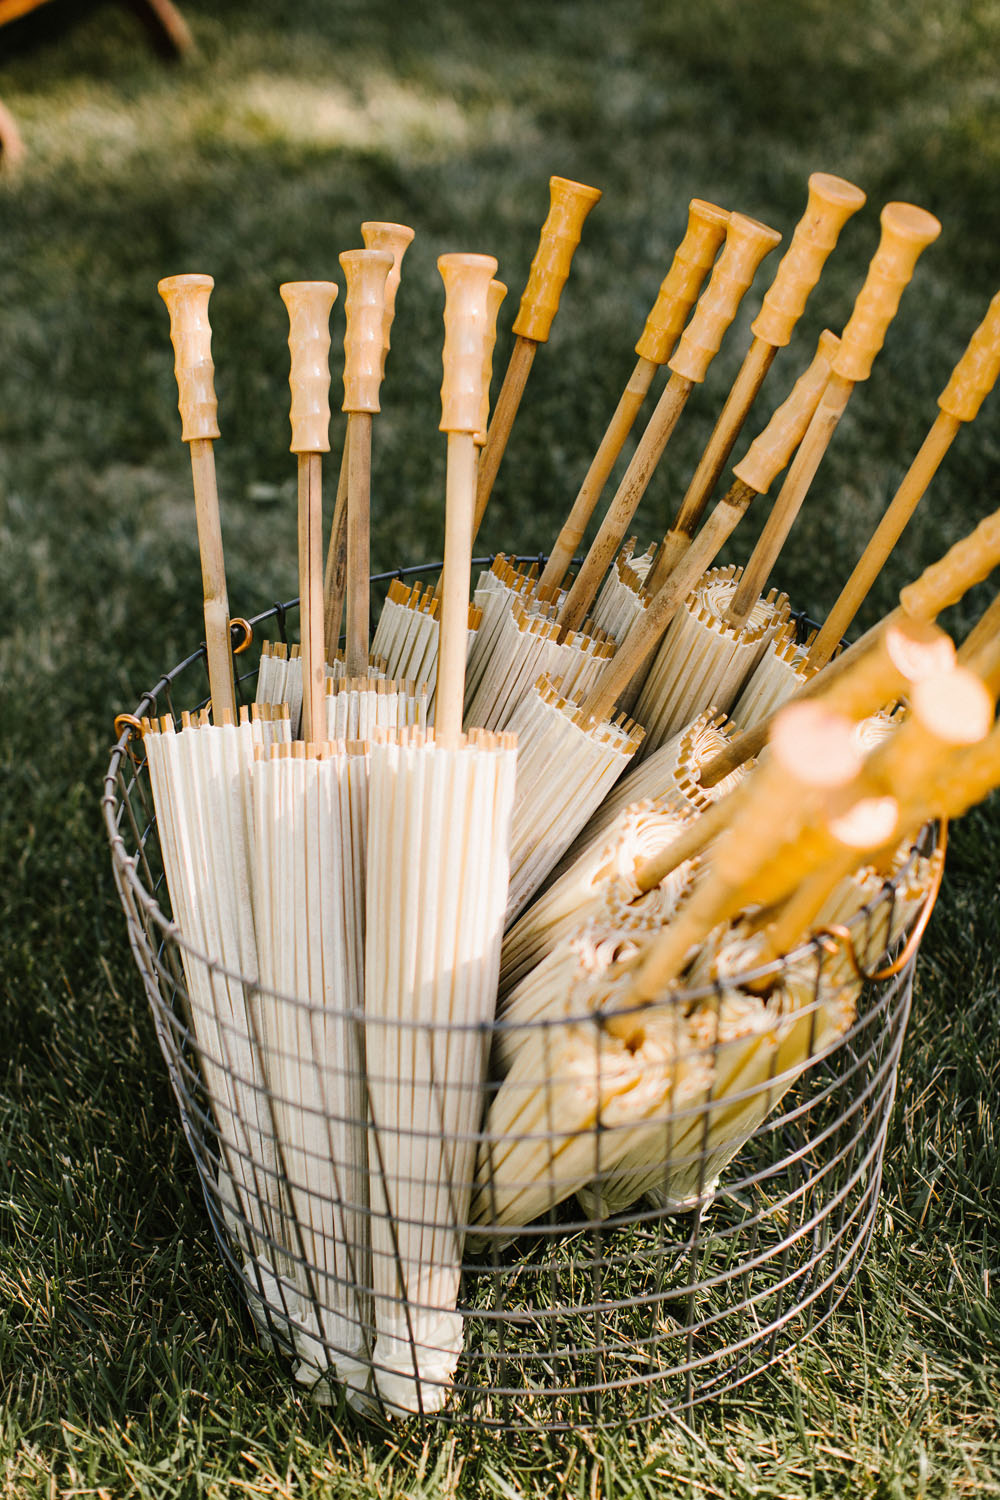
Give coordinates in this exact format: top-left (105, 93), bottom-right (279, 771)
top-left (360, 219), bottom-right (415, 379)
top-left (634, 199), bottom-right (731, 365)
top-left (157, 272), bottom-right (236, 725)
top-left (281, 279), bottom-right (338, 745)
top-left (437, 252), bottom-right (499, 748)
top-left (340, 247), bottom-right (393, 676)
top-left (807, 288), bottom-right (1000, 669)
top-left (322, 224), bottom-right (413, 658)
top-left (666, 212), bottom-right (782, 384)
top-left (473, 176), bottom-right (601, 539)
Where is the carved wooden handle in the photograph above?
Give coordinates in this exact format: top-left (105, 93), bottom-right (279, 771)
top-left (751, 173), bottom-right (866, 348)
top-left (733, 329), bottom-right (840, 493)
top-left (360, 220), bottom-right (415, 369)
top-left (279, 280), bottom-right (338, 454)
top-left (439, 252), bottom-right (500, 434)
top-left (511, 175), bottom-right (602, 343)
top-left (668, 213), bottom-right (782, 384)
top-left (900, 506), bottom-right (1000, 619)
top-left (475, 279), bottom-right (508, 446)
top-left (833, 202), bottom-right (942, 382)
top-left (157, 273), bottom-right (221, 442)
top-left (634, 199), bottom-right (730, 364)
top-left (339, 248), bottom-right (393, 413)
top-left (937, 288), bottom-right (1000, 423)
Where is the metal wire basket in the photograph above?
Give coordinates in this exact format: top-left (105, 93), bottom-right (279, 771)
top-left (102, 563), bottom-right (938, 1429)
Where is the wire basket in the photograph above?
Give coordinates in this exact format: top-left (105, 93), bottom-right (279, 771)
top-left (102, 563), bottom-right (937, 1430)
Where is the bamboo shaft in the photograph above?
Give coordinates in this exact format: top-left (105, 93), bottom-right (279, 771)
top-left (726, 372), bottom-right (854, 627)
top-left (322, 427), bottom-right (351, 660)
top-left (189, 437), bottom-right (236, 724)
top-left (436, 433), bottom-right (478, 747)
top-left (472, 336), bottom-right (537, 541)
top-left (959, 591), bottom-right (1000, 694)
top-left (298, 452), bottom-right (326, 744)
top-left (574, 479), bottom-right (757, 725)
top-left (538, 355), bottom-right (659, 592)
top-left (645, 338), bottom-right (778, 595)
top-left (557, 373), bottom-right (694, 636)
top-left (344, 412), bottom-right (373, 677)
top-left (805, 411), bottom-right (963, 669)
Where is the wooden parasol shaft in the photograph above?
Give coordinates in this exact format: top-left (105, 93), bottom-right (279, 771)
top-left (537, 197), bottom-right (732, 592)
top-left (646, 339), bottom-right (778, 596)
top-left (322, 431), bottom-right (351, 661)
top-left (537, 354), bottom-right (659, 592)
top-left (471, 336), bottom-right (536, 541)
top-left (298, 452), bottom-right (326, 744)
top-left (437, 432), bottom-right (479, 748)
top-left (725, 371), bottom-right (854, 626)
top-left (344, 412), bottom-right (373, 676)
top-left (556, 372), bottom-right (694, 636)
top-left (188, 436), bottom-right (237, 724)
top-left (805, 411), bottom-right (962, 670)
top-left (471, 175), bottom-right (602, 543)
top-left (573, 478), bottom-right (758, 726)
top-left (807, 286), bottom-right (1000, 670)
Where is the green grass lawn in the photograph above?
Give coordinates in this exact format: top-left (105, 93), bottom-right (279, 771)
top-left (2, 0), bottom-right (999, 1493)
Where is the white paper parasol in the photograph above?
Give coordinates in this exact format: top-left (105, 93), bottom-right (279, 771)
top-left (363, 252), bottom-right (517, 1414)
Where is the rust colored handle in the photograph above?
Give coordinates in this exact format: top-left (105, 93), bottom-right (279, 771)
top-left (511, 175), bottom-right (602, 343)
top-left (938, 288), bottom-right (1000, 422)
top-left (339, 248), bottom-right (393, 413)
top-left (752, 173), bottom-right (866, 348)
top-left (279, 280), bottom-right (338, 454)
top-left (733, 329), bottom-right (840, 493)
top-left (475, 279), bottom-right (508, 446)
top-left (900, 506), bottom-right (1000, 619)
top-left (439, 252), bottom-right (500, 434)
top-left (360, 220), bottom-right (415, 371)
top-left (833, 202), bottom-right (942, 382)
top-left (634, 199), bottom-right (730, 364)
top-left (157, 273), bottom-right (221, 442)
top-left (668, 213), bottom-right (782, 384)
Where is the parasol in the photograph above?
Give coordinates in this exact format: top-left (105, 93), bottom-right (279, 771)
top-left (251, 279), bottom-right (374, 1399)
top-left (695, 501), bottom-right (1000, 790)
top-left (148, 274), bottom-right (288, 1300)
top-left (645, 173), bottom-right (866, 595)
top-left (570, 328), bottom-right (840, 734)
top-left (556, 212), bottom-right (782, 637)
top-left (536, 198), bottom-right (729, 594)
top-left (323, 222), bottom-right (414, 661)
top-left (472, 175), bottom-right (602, 542)
top-left (499, 794), bottom-right (697, 997)
top-left (721, 202), bottom-right (942, 635)
top-left (805, 286), bottom-right (1000, 671)
top-left (364, 252), bottom-right (518, 1414)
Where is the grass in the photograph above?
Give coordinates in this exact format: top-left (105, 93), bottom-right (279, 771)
top-left (2, 0), bottom-right (1000, 1493)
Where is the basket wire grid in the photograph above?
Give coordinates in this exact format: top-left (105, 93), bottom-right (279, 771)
top-left (102, 561), bottom-right (931, 1429)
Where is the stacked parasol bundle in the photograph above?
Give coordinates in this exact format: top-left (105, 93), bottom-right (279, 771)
top-left (117, 171), bottom-right (1000, 1424)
